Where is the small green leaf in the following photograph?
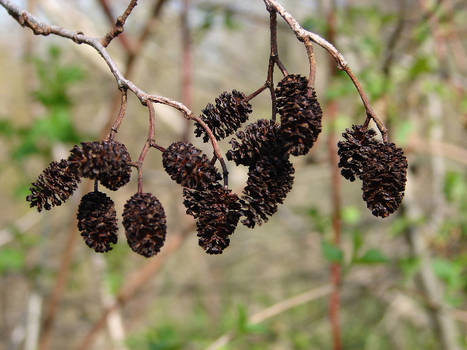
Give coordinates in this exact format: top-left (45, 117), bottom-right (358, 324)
top-left (432, 258), bottom-right (462, 290)
top-left (0, 248), bottom-right (26, 273)
top-left (352, 230), bottom-right (363, 259)
top-left (443, 171), bottom-right (466, 203)
top-left (342, 206), bottom-right (361, 225)
top-left (395, 120), bottom-right (414, 146)
top-left (355, 249), bottom-right (388, 264)
top-left (322, 240), bottom-right (344, 263)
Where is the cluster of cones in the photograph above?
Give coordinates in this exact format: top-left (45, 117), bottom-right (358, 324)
top-left (27, 74), bottom-right (407, 257)
top-left (27, 140), bottom-right (166, 257)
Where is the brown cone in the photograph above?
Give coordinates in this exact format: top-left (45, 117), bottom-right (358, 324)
top-left (27, 159), bottom-right (80, 212)
top-left (240, 155), bottom-right (295, 228)
top-left (361, 142), bottom-right (408, 218)
top-left (226, 119), bottom-right (285, 167)
top-left (194, 90), bottom-right (252, 142)
top-left (162, 142), bottom-right (221, 190)
top-left (337, 125), bottom-right (379, 182)
top-left (68, 140), bottom-right (132, 190)
top-left (183, 184), bottom-right (242, 254)
top-left (122, 193), bottom-right (167, 257)
top-left (275, 74), bottom-right (323, 156)
top-left (77, 191), bottom-right (118, 253)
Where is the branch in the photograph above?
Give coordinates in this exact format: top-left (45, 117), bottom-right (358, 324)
top-left (0, 0), bottom-right (190, 114)
top-left (96, 0), bottom-right (133, 52)
top-left (263, 0), bottom-right (388, 141)
top-left (137, 102), bottom-right (156, 193)
top-left (101, 0), bottom-right (138, 48)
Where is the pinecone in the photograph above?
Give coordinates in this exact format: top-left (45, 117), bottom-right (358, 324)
top-left (226, 119), bottom-right (285, 167)
top-left (275, 74), bottom-right (323, 156)
top-left (241, 156), bottom-right (295, 228)
top-left (337, 125), bottom-right (379, 182)
top-left (361, 142), bottom-right (408, 218)
top-left (183, 184), bottom-right (242, 254)
top-left (122, 193), bottom-right (167, 257)
top-left (162, 142), bottom-right (221, 190)
top-left (26, 159), bottom-right (80, 212)
top-left (194, 90), bottom-right (252, 142)
top-left (77, 191), bottom-right (118, 253)
top-left (68, 140), bottom-right (132, 190)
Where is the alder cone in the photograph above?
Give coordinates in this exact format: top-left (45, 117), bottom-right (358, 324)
top-left (162, 142), bottom-right (221, 190)
top-left (77, 191), bottom-right (118, 253)
top-left (68, 140), bottom-right (132, 190)
top-left (194, 90), bottom-right (252, 142)
top-left (361, 142), bottom-right (408, 218)
top-left (226, 119), bottom-right (284, 167)
top-left (337, 125), bottom-right (379, 182)
top-left (123, 193), bottom-right (167, 257)
top-left (241, 156), bottom-right (295, 228)
top-left (183, 184), bottom-right (242, 254)
top-left (275, 74), bottom-right (323, 156)
top-left (27, 159), bottom-right (80, 212)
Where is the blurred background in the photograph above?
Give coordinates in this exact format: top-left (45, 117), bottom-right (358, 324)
top-left (0, 0), bottom-right (466, 349)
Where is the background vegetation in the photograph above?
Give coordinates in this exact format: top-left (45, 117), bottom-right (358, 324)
top-left (0, 0), bottom-right (465, 349)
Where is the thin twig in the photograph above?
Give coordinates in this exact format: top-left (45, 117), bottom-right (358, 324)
top-left (96, 0), bottom-right (133, 52)
top-left (266, 8), bottom-right (279, 121)
top-left (304, 38), bottom-right (317, 87)
top-left (181, 0), bottom-right (193, 143)
top-left (262, 0), bottom-right (388, 141)
top-left (101, 0), bottom-right (138, 48)
top-left (108, 88), bottom-right (128, 141)
top-left (101, 0), bottom-right (170, 145)
top-left (190, 115), bottom-right (229, 187)
top-left (137, 102), bottom-right (156, 193)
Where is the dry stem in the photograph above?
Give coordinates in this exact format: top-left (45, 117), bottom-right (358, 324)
top-left (101, 0), bottom-right (138, 48)
top-left (137, 102), bottom-right (156, 193)
top-left (263, 0), bottom-right (388, 141)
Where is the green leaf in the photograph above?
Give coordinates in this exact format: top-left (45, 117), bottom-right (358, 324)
top-left (432, 258), bottom-right (463, 290)
top-left (355, 249), bottom-right (388, 264)
top-left (342, 206), bottom-right (361, 225)
top-left (322, 240), bottom-right (344, 263)
top-left (308, 207), bottom-right (331, 234)
top-left (223, 8), bottom-right (240, 30)
top-left (408, 55), bottom-right (436, 79)
top-left (394, 120), bottom-right (414, 146)
top-left (399, 257), bottom-right (421, 280)
top-left (443, 171), bottom-right (466, 203)
top-left (0, 120), bottom-right (15, 137)
top-left (0, 248), bottom-right (26, 273)
top-left (352, 230), bottom-right (363, 259)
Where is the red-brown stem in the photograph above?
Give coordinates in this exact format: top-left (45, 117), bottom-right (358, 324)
top-left (137, 101), bottom-right (156, 193)
top-left (245, 83), bottom-right (268, 102)
top-left (346, 67), bottom-right (388, 142)
top-left (149, 141), bottom-right (166, 152)
top-left (181, 0), bottom-right (193, 143)
top-left (101, 0), bottom-right (138, 48)
top-left (267, 8), bottom-right (279, 121)
top-left (97, 0), bottom-right (133, 52)
top-left (190, 115), bottom-right (228, 187)
top-left (107, 88), bottom-right (128, 141)
top-left (100, 0), bottom-right (169, 144)
top-left (327, 4), bottom-right (342, 350)
top-left (304, 38), bottom-right (317, 87)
